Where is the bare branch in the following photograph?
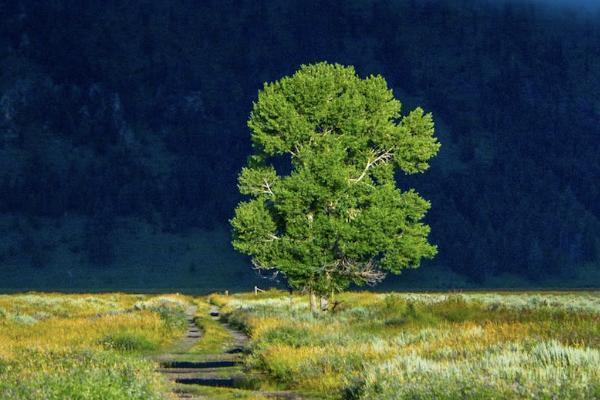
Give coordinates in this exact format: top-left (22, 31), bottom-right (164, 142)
top-left (323, 257), bottom-right (387, 286)
top-left (251, 259), bottom-right (269, 270)
top-left (260, 233), bottom-right (280, 242)
top-left (349, 147), bottom-right (394, 183)
top-left (356, 259), bottom-right (387, 286)
top-left (262, 178), bottom-right (274, 195)
top-left (251, 260), bottom-right (280, 281)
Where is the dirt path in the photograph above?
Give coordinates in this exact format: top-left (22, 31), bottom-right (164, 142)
top-left (155, 304), bottom-right (304, 400)
top-left (154, 306), bottom-right (204, 365)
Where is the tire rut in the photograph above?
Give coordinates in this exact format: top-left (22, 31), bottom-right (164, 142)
top-left (156, 304), bottom-right (305, 400)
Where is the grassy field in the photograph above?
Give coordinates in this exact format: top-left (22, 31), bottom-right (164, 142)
top-left (0, 293), bottom-right (191, 399)
top-left (214, 290), bottom-right (600, 399)
top-left (0, 291), bottom-right (598, 399)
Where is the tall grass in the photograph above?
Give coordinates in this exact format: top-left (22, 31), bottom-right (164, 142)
top-left (0, 293), bottom-right (190, 399)
top-left (0, 349), bottom-right (168, 400)
top-left (217, 291), bottom-right (600, 399)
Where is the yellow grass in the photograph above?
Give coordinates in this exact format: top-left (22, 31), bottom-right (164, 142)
top-left (219, 291), bottom-right (600, 399)
top-left (0, 293), bottom-right (191, 399)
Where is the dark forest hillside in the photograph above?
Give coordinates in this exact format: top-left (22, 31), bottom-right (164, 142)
top-left (0, 0), bottom-right (599, 289)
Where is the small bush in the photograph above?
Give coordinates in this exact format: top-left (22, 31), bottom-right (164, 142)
top-left (343, 306), bottom-right (371, 321)
top-left (99, 332), bottom-right (156, 352)
top-left (10, 314), bottom-right (38, 325)
top-left (0, 358), bottom-right (7, 374)
top-left (259, 326), bottom-right (313, 348)
top-left (133, 296), bottom-right (187, 330)
top-left (433, 295), bottom-right (484, 322)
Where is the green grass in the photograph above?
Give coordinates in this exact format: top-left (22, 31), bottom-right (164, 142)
top-left (215, 290), bottom-right (600, 399)
top-left (188, 300), bottom-right (236, 355)
top-left (174, 384), bottom-right (271, 399)
top-left (99, 331), bottom-right (157, 352)
top-left (2, 290), bottom-right (598, 399)
top-left (0, 293), bottom-right (190, 399)
top-left (0, 349), bottom-right (168, 400)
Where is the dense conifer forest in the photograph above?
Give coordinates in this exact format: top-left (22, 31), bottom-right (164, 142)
top-left (0, 0), bottom-right (598, 289)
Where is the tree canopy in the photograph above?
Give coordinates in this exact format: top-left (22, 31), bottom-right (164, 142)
top-left (231, 62), bottom-right (440, 296)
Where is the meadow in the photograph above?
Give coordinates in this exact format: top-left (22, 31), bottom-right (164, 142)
top-left (214, 291), bottom-right (600, 399)
top-left (0, 291), bottom-right (598, 399)
top-left (0, 293), bottom-right (190, 399)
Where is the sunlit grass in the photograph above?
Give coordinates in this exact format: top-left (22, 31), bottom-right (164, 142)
top-left (174, 384), bottom-right (270, 399)
top-left (218, 291), bottom-right (600, 399)
top-left (188, 300), bottom-right (234, 355)
top-left (1, 290), bottom-right (598, 399)
top-left (0, 292), bottom-right (190, 399)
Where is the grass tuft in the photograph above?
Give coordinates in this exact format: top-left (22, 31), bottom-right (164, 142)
top-left (99, 331), bottom-right (156, 352)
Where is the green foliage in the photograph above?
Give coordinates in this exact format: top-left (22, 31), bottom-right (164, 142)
top-left (232, 62), bottom-right (440, 295)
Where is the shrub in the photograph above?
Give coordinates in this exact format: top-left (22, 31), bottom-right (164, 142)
top-left (133, 296), bottom-right (187, 330)
top-left (259, 326), bottom-right (313, 348)
top-left (10, 314), bottom-right (38, 325)
top-left (432, 295), bottom-right (484, 322)
top-left (99, 332), bottom-right (156, 352)
top-left (343, 306), bottom-right (371, 321)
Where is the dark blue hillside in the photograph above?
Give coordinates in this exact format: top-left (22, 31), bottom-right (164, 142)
top-left (0, 0), bottom-right (598, 290)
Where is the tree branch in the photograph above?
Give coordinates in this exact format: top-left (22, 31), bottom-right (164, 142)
top-left (355, 259), bottom-right (387, 286)
top-left (324, 257), bottom-right (387, 286)
top-left (262, 178), bottom-right (274, 195)
top-left (251, 260), bottom-right (280, 280)
top-left (349, 147), bottom-right (394, 183)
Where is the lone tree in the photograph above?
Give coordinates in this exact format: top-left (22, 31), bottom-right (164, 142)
top-left (231, 62), bottom-right (440, 311)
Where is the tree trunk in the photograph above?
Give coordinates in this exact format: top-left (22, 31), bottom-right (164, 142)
top-left (320, 296), bottom-right (329, 312)
top-left (309, 290), bottom-right (318, 314)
